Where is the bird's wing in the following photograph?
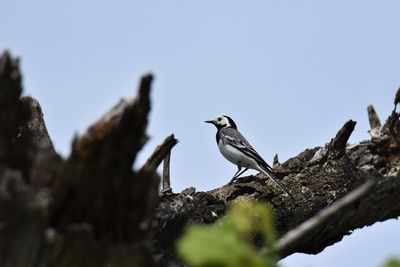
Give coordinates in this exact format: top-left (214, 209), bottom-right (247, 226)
top-left (221, 128), bottom-right (295, 201)
top-left (221, 128), bottom-right (273, 172)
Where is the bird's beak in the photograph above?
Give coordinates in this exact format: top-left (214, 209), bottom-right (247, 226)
top-left (205, 120), bottom-right (216, 125)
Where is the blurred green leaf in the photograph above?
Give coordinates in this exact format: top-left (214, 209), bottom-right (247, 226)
top-left (382, 257), bottom-right (400, 267)
top-left (177, 196), bottom-right (277, 267)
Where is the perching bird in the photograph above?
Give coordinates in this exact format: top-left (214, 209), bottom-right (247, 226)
top-left (205, 115), bottom-right (295, 200)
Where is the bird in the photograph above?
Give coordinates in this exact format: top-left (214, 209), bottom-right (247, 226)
top-left (205, 115), bottom-right (295, 201)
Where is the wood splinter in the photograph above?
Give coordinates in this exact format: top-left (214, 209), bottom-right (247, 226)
top-left (394, 87), bottom-right (400, 112)
top-left (327, 120), bottom-right (356, 159)
top-left (367, 105), bottom-right (381, 139)
top-left (273, 154), bottom-right (280, 167)
top-left (162, 151), bottom-right (172, 194)
top-left (142, 134), bottom-right (178, 194)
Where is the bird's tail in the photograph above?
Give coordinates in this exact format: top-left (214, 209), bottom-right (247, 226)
top-left (258, 165), bottom-right (296, 202)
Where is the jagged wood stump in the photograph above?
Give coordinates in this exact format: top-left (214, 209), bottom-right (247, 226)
top-left (0, 51), bottom-right (399, 267)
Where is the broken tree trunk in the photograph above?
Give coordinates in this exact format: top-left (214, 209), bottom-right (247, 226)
top-left (0, 51), bottom-right (159, 267)
top-left (0, 50), bottom-right (399, 267)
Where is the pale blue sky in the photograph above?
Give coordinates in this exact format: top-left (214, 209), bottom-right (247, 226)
top-left (1, 1), bottom-right (399, 266)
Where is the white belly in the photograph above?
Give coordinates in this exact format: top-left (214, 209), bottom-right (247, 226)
top-left (218, 141), bottom-right (258, 169)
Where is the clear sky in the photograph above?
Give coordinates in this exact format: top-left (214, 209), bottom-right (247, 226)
top-left (1, 1), bottom-right (399, 266)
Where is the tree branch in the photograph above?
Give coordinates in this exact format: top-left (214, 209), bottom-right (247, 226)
top-left (142, 134), bottom-right (178, 171)
top-left (327, 119), bottom-right (356, 159)
top-left (50, 74), bottom-right (158, 243)
top-left (367, 105), bottom-right (382, 140)
top-left (162, 151), bottom-right (172, 194)
top-left (276, 181), bottom-right (374, 258)
top-left (142, 134), bottom-right (178, 194)
top-left (367, 105), bottom-right (381, 129)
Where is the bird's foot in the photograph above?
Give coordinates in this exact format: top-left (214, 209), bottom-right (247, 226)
top-left (228, 177), bottom-right (239, 185)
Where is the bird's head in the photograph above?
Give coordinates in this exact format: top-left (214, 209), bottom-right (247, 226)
top-left (205, 115), bottom-right (237, 129)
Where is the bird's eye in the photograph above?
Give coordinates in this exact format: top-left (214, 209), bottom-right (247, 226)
top-left (218, 118), bottom-right (222, 121)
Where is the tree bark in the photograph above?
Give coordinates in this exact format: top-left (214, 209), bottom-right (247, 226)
top-left (0, 50), bottom-right (399, 267)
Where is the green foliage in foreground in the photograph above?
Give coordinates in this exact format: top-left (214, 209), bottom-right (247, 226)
top-left (177, 197), bottom-right (278, 267)
top-left (383, 257), bottom-right (400, 267)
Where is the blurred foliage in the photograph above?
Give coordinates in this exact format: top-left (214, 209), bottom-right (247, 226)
top-left (382, 257), bottom-right (400, 267)
top-left (177, 196), bottom-right (278, 267)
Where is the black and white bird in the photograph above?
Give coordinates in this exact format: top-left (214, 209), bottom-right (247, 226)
top-left (205, 115), bottom-right (295, 200)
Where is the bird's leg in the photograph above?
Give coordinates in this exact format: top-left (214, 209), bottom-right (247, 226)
top-left (229, 167), bottom-right (249, 184)
top-left (230, 166), bottom-right (241, 181)
top-left (235, 167), bottom-right (249, 179)
top-left (228, 166), bottom-right (242, 184)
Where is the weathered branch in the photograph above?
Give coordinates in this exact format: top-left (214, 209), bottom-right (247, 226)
top-left (367, 105), bottom-right (382, 141)
top-left (47, 72), bottom-right (159, 266)
top-left (276, 181), bottom-right (374, 258)
top-left (394, 87), bottom-right (400, 111)
top-left (0, 50), bottom-right (22, 165)
top-left (142, 134), bottom-right (178, 171)
top-left (380, 110), bottom-right (400, 148)
top-left (0, 51), bottom-right (50, 267)
top-left (50, 74), bottom-right (158, 244)
top-left (327, 119), bottom-right (356, 159)
top-left (162, 151), bottom-right (172, 194)
top-left (367, 105), bottom-right (381, 129)
top-left (15, 96), bottom-right (60, 188)
top-left (142, 134), bottom-right (178, 194)
top-left (273, 154), bottom-right (280, 167)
